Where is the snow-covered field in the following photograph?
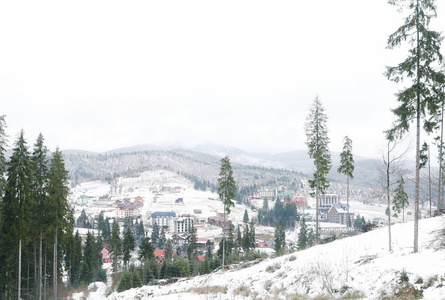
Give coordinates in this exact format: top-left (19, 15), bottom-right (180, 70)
top-left (70, 216), bottom-right (445, 299)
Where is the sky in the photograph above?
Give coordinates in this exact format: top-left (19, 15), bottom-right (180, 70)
top-left (1, 0), bottom-right (445, 158)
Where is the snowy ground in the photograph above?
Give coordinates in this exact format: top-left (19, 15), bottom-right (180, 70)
top-left (69, 216), bottom-right (445, 299)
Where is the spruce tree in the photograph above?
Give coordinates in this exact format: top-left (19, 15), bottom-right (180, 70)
top-left (31, 133), bottom-right (49, 300)
top-left (139, 237), bottom-right (155, 262)
top-left (274, 219), bottom-right (286, 255)
top-left (123, 227), bottom-right (135, 268)
top-left (217, 156), bottom-right (236, 268)
top-left (305, 96), bottom-right (332, 239)
top-left (393, 176), bottom-right (410, 222)
top-left (186, 225), bottom-right (197, 261)
top-left (337, 136), bottom-right (354, 228)
top-left (151, 222), bottom-right (160, 248)
top-left (298, 218), bottom-right (308, 251)
top-left (1, 130), bottom-right (33, 299)
top-left (385, 0), bottom-right (443, 253)
top-left (47, 148), bottom-right (71, 300)
top-left (243, 209), bottom-right (249, 223)
top-left (110, 221), bottom-right (122, 273)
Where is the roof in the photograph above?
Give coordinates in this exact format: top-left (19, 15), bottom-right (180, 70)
top-left (197, 255), bottom-right (205, 262)
top-left (329, 203), bottom-right (352, 214)
top-left (152, 212), bottom-right (176, 218)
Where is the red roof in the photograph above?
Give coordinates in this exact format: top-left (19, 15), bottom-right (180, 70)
top-left (197, 255), bottom-right (205, 262)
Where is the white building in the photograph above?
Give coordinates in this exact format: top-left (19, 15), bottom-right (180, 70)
top-left (174, 217), bottom-right (194, 233)
top-left (151, 212), bottom-right (176, 231)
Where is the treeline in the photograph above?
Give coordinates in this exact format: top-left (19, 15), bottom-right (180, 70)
top-left (257, 198), bottom-right (299, 229)
top-left (0, 116), bottom-right (73, 299)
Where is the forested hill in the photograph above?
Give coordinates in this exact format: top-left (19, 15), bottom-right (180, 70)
top-left (62, 149), bottom-right (306, 192)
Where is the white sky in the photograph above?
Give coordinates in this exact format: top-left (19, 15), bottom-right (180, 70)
top-left (1, 0), bottom-right (444, 158)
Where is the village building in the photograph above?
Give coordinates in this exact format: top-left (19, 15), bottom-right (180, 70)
top-left (327, 203), bottom-right (354, 225)
top-left (174, 216), bottom-right (194, 233)
top-left (319, 194), bottom-right (339, 213)
top-left (151, 211), bottom-right (176, 231)
top-left (116, 202), bottom-right (140, 219)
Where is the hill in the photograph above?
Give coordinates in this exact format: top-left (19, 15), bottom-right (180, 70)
top-left (74, 216), bottom-right (445, 299)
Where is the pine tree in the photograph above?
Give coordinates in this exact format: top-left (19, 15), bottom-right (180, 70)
top-left (123, 227), bottom-right (135, 268)
top-left (297, 218), bottom-right (308, 251)
top-left (158, 228), bottom-right (166, 249)
top-left (393, 176), bottom-right (410, 222)
top-left (186, 225), bottom-right (197, 261)
top-left (274, 219), bottom-right (286, 255)
top-left (243, 209), bottom-right (249, 223)
top-left (31, 133), bottom-right (49, 300)
top-left (337, 136), bottom-right (354, 228)
top-left (0, 115), bottom-right (7, 196)
top-left (139, 237), bottom-right (155, 262)
top-left (385, 0), bottom-right (443, 253)
top-left (151, 222), bottom-right (160, 248)
top-left (110, 221), bottom-right (122, 273)
top-left (47, 148), bottom-right (72, 300)
top-left (217, 156), bottom-right (236, 268)
top-left (0, 130), bottom-right (33, 299)
top-left (305, 96), bottom-right (332, 239)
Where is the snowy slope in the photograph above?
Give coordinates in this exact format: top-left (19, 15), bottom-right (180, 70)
top-left (73, 216), bottom-right (445, 299)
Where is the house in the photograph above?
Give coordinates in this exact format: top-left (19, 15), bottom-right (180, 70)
top-left (208, 216), bottom-right (231, 228)
top-left (172, 186), bottom-right (181, 193)
top-left (135, 196), bottom-right (144, 204)
top-left (286, 197), bottom-right (308, 207)
top-left (154, 249), bottom-right (167, 262)
top-left (197, 255), bottom-right (206, 262)
top-left (151, 212), bottom-right (176, 231)
top-left (174, 217), bottom-right (194, 233)
top-left (175, 198), bottom-right (184, 204)
top-left (194, 209), bottom-right (202, 214)
top-left (77, 195), bottom-right (91, 206)
top-left (162, 186), bottom-right (171, 193)
top-left (116, 202), bottom-right (140, 219)
top-left (327, 203), bottom-right (354, 225)
top-left (101, 248), bottom-right (112, 263)
top-left (196, 238), bottom-right (215, 254)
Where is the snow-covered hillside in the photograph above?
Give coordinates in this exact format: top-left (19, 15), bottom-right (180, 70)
top-left (72, 216), bottom-right (445, 299)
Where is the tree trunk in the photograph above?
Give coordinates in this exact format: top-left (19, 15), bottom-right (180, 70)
top-left (222, 206), bottom-right (226, 269)
top-left (387, 141), bottom-right (392, 252)
top-left (347, 176), bottom-right (350, 229)
top-left (439, 104), bottom-right (444, 215)
top-left (414, 0), bottom-right (420, 253)
top-left (39, 232), bottom-right (42, 300)
top-left (428, 146), bottom-right (431, 217)
top-left (53, 227), bottom-right (58, 300)
top-left (18, 239), bottom-right (22, 300)
top-left (44, 253), bottom-right (47, 300)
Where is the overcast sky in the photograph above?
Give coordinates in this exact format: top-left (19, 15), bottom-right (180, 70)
top-left (1, 0), bottom-right (444, 158)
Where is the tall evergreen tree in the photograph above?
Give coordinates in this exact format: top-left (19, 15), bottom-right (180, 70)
top-left (151, 222), bottom-right (160, 248)
top-left (139, 236), bottom-right (155, 262)
top-left (0, 130), bottom-right (33, 299)
top-left (305, 96), bottom-right (332, 239)
top-left (110, 221), bottom-right (122, 273)
top-left (186, 225), bottom-right (197, 261)
top-left (47, 147), bottom-right (71, 300)
top-left (217, 156), bottom-right (236, 268)
top-left (123, 227), bottom-right (135, 268)
top-left (298, 217), bottom-right (308, 251)
top-left (0, 115), bottom-right (7, 197)
top-left (274, 219), bottom-right (286, 255)
top-left (337, 136), bottom-right (354, 228)
top-left (385, 0), bottom-right (443, 253)
top-left (243, 209), bottom-right (249, 223)
top-left (31, 133), bottom-right (49, 300)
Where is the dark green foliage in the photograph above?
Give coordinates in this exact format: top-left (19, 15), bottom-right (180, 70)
top-left (258, 200), bottom-right (297, 229)
top-left (243, 209), bottom-right (249, 223)
top-left (158, 227), bottom-right (166, 249)
top-left (297, 218), bottom-right (308, 250)
top-left (393, 176), bottom-right (410, 218)
top-left (139, 237), bottom-right (155, 262)
top-left (117, 271), bottom-right (133, 292)
top-left (151, 222), bottom-right (160, 247)
top-left (111, 221), bottom-right (122, 273)
top-left (186, 225), bottom-right (197, 261)
top-left (419, 142), bottom-right (428, 169)
top-left (77, 209), bottom-right (91, 228)
top-left (0, 130), bottom-right (33, 298)
top-left (123, 227), bottom-right (135, 268)
top-left (274, 219), bottom-right (286, 255)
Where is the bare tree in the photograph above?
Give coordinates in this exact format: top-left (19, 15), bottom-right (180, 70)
top-left (377, 135), bottom-right (409, 252)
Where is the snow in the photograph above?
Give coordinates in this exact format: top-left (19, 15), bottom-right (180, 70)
top-left (69, 215), bottom-right (445, 299)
